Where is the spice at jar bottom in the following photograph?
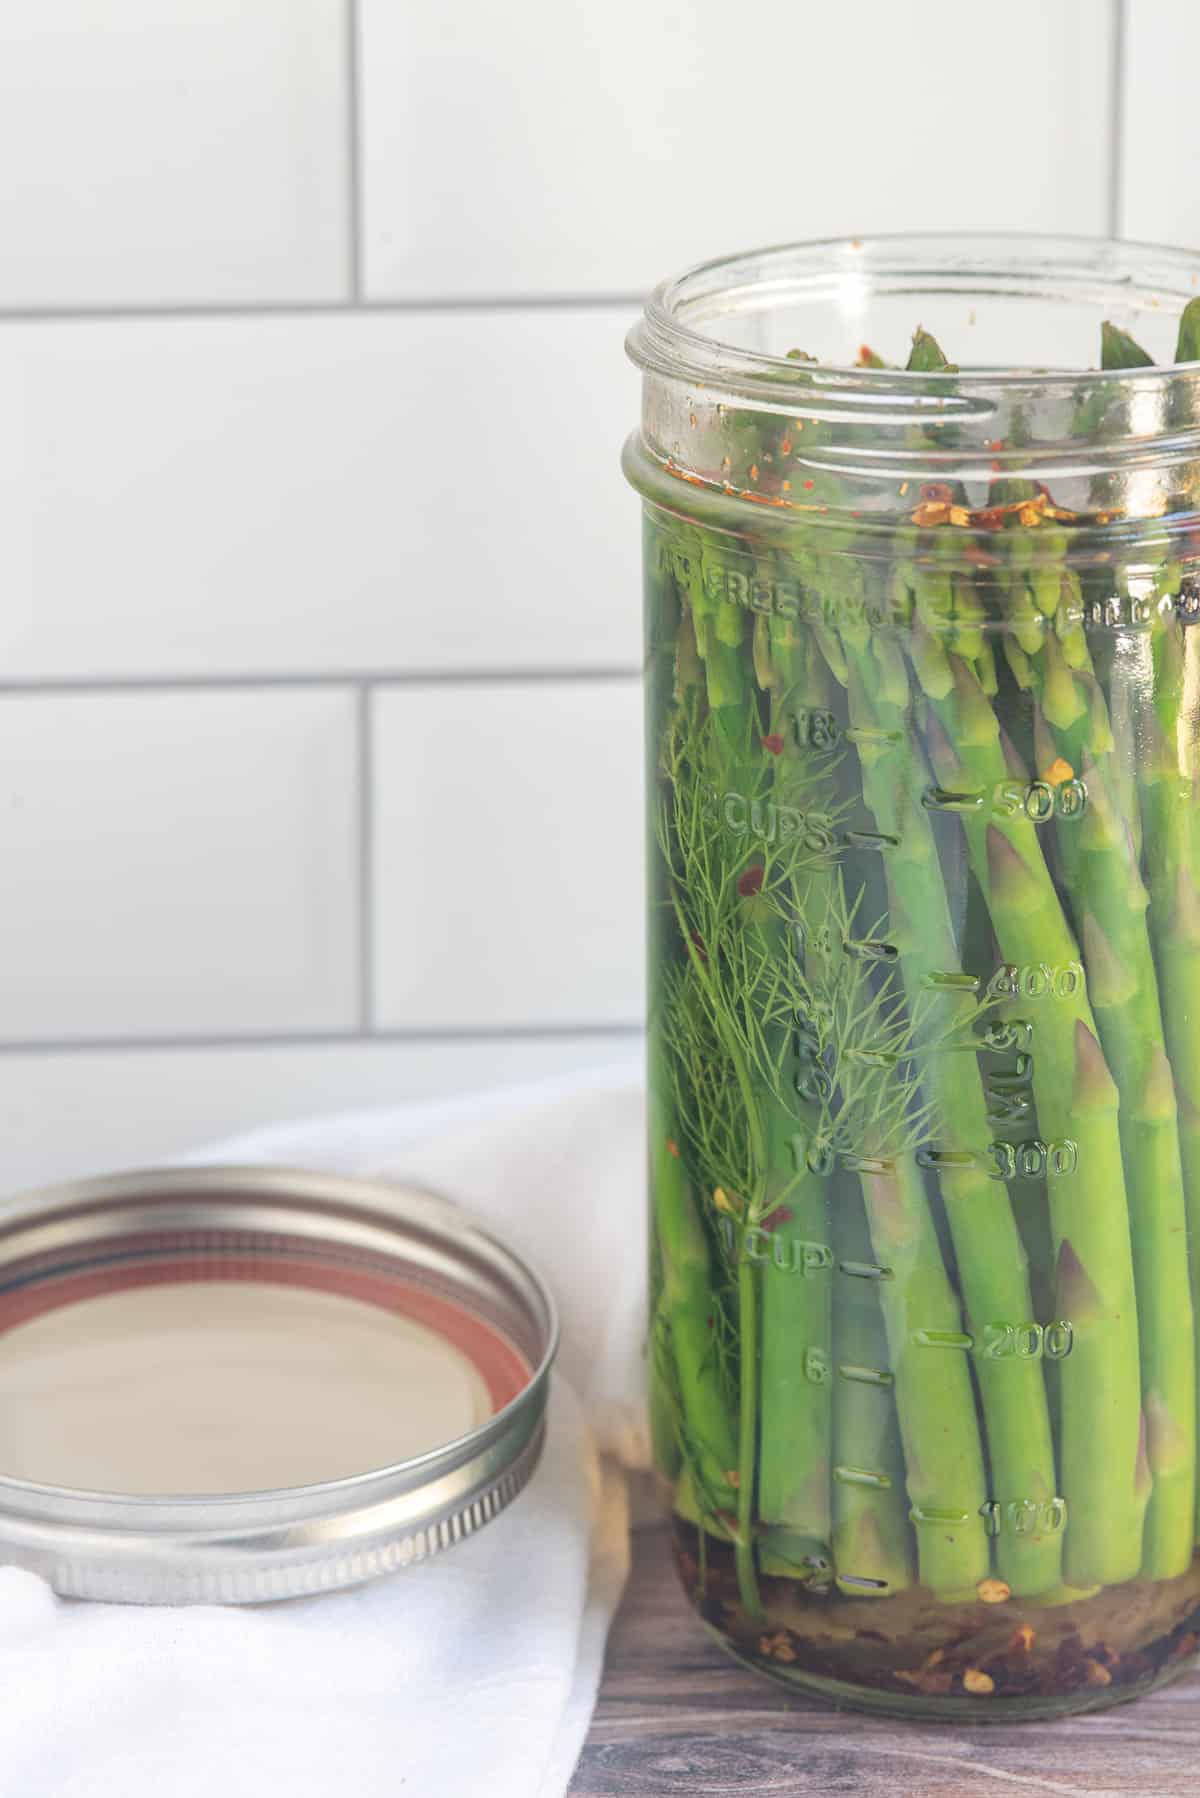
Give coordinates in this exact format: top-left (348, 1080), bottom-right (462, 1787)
top-left (627, 235), bottom-right (1200, 1719)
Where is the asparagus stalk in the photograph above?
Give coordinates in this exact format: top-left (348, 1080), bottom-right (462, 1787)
top-left (649, 1090), bottom-right (740, 1509)
top-left (1019, 597), bottom-right (1195, 1578)
top-left (756, 609), bottom-right (835, 1580)
top-left (911, 608), bottom-right (1146, 1588)
top-left (831, 1176), bottom-right (917, 1595)
top-left (830, 592), bottom-right (1062, 1596)
top-left (1140, 611), bottom-right (1200, 1542)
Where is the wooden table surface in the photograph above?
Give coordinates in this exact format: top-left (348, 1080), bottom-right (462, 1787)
top-left (569, 1523), bottom-right (1200, 1797)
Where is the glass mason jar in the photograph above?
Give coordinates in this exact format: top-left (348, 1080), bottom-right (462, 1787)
top-left (626, 235), bottom-right (1200, 1719)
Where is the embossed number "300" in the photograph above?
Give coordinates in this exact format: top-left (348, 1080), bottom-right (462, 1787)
top-left (987, 1138), bottom-right (1078, 1180)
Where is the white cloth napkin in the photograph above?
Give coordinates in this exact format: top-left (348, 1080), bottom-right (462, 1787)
top-left (0, 1060), bottom-right (649, 1798)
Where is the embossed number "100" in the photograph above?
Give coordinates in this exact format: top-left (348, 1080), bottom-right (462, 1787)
top-left (980, 1497), bottom-right (1067, 1538)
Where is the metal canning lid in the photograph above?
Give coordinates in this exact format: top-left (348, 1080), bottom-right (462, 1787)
top-left (0, 1166), bottom-right (557, 1604)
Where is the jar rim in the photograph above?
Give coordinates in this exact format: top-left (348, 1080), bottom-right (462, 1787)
top-left (628, 232), bottom-right (1200, 409)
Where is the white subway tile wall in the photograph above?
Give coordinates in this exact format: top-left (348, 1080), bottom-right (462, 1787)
top-left (0, 0), bottom-right (1162, 1189)
top-left (359, 0), bottom-right (1114, 299)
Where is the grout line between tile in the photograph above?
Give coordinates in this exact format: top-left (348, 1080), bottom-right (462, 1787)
top-left (1108, 0), bottom-right (1128, 238)
top-left (0, 293), bottom-right (645, 325)
top-left (345, 0), bottom-right (364, 302)
top-left (357, 683), bottom-right (374, 1031)
top-left (0, 1024), bottom-right (644, 1057)
top-left (0, 669), bottom-right (641, 696)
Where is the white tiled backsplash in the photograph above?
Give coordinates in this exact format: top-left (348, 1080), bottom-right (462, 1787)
top-left (0, 0), bottom-right (1185, 1191)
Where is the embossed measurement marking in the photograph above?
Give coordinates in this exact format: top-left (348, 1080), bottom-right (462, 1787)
top-left (910, 1505), bottom-right (971, 1527)
top-left (834, 1465), bottom-right (894, 1489)
top-left (843, 936), bottom-right (899, 963)
top-left (913, 1329), bottom-right (974, 1351)
top-left (981, 1497), bottom-right (1067, 1537)
top-left (838, 1574), bottom-right (891, 1592)
top-left (838, 1259), bottom-right (894, 1281)
top-left (916, 1148), bottom-right (979, 1172)
top-left (924, 781), bottom-right (1087, 820)
top-left (923, 786), bottom-right (986, 812)
top-left (843, 829), bottom-right (901, 853)
top-left (922, 971), bottom-right (981, 992)
top-left (840, 1153), bottom-right (896, 1175)
top-left (911, 1322), bottom-right (1075, 1360)
top-left (838, 1363), bottom-right (894, 1387)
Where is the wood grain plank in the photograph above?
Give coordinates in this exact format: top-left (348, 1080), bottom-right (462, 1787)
top-left (568, 1522), bottom-right (1200, 1797)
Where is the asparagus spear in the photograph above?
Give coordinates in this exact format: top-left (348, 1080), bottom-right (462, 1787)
top-left (830, 591), bottom-right (1062, 1597)
top-left (911, 606), bottom-right (1146, 1588)
top-left (1017, 592), bottom-right (1195, 1578)
top-left (831, 1175), bottom-right (916, 1595)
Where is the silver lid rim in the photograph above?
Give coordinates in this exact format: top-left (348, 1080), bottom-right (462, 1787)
top-left (0, 1165), bottom-right (559, 1604)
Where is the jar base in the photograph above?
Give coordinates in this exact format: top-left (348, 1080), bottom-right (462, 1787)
top-left (701, 1621), bottom-right (1197, 1722)
top-left (675, 1519), bottom-right (1200, 1719)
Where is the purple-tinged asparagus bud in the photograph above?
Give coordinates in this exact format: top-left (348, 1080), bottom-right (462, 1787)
top-left (1081, 914), bottom-right (1138, 1010)
top-left (1168, 865), bottom-right (1200, 949)
top-left (1071, 1019), bottom-right (1120, 1114)
top-left (999, 726), bottom-right (1029, 782)
top-left (950, 656), bottom-right (1002, 747)
top-left (1055, 1238), bottom-right (1104, 1324)
top-left (985, 826), bottom-right (1043, 919)
top-left (1136, 1043), bottom-right (1180, 1125)
top-left (922, 705), bottom-right (963, 786)
top-left (1145, 1390), bottom-right (1190, 1478)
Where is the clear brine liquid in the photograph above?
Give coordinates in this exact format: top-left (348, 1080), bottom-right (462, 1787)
top-left (644, 502), bottom-right (1200, 1714)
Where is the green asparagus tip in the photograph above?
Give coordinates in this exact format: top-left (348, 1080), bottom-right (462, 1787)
top-left (1169, 865), bottom-right (1200, 946)
top-left (984, 825), bottom-right (1041, 916)
top-left (786, 347), bottom-right (817, 362)
top-left (857, 343), bottom-right (887, 368)
top-left (1138, 1043), bottom-right (1179, 1123)
top-left (1100, 320), bottom-right (1154, 370)
top-left (1031, 707), bottom-right (1057, 779)
top-left (1039, 633), bottom-right (1088, 733)
top-left (906, 327), bottom-right (957, 374)
top-left (1080, 913), bottom-right (1137, 1010)
top-left (1071, 1018), bottom-right (1119, 1113)
top-left (1145, 1390), bottom-right (1189, 1475)
top-left (1176, 296), bottom-right (1200, 363)
top-left (1055, 1237), bottom-right (1104, 1324)
top-left (997, 725), bottom-right (1029, 782)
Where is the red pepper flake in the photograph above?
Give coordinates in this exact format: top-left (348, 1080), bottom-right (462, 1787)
top-left (781, 480), bottom-right (791, 493)
top-left (666, 1138), bottom-right (680, 1159)
top-left (760, 1206), bottom-right (794, 1235)
top-left (921, 481), bottom-right (954, 504)
top-left (779, 436), bottom-right (793, 455)
top-left (737, 865), bottom-right (765, 898)
top-left (990, 460), bottom-right (1001, 473)
top-left (749, 463), bottom-right (760, 482)
top-left (762, 733), bottom-right (785, 755)
top-left (803, 479), bottom-right (815, 491)
top-left (689, 928), bottom-right (708, 962)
